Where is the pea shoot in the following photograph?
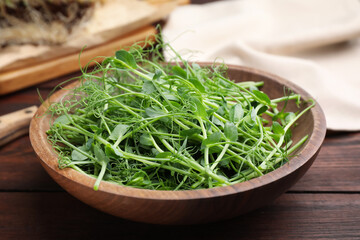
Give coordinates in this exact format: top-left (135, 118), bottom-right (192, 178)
top-left (46, 38), bottom-right (314, 191)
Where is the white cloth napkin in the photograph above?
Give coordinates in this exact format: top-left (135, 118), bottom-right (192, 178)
top-left (162, 0), bottom-right (360, 131)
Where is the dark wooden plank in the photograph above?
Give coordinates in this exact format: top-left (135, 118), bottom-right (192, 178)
top-left (0, 192), bottom-right (359, 239)
top-left (0, 135), bottom-right (61, 191)
top-left (291, 132), bottom-right (360, 192)
top-left (0, 88), bottom-right (40, 116)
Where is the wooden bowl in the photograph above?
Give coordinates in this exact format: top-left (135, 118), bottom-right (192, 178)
top-left (29, 64), bottom-right (326, 225)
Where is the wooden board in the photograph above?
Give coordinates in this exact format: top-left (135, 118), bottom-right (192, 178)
top-left (291, 132), bottom-right (360, 192)
top-left (0, 192), bottom-right (359, 239)
top-left (0, 25), bottom-right (156, 96)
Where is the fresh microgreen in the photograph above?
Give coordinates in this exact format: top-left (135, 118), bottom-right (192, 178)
top-left (45, 36), bottom-right (314, 191)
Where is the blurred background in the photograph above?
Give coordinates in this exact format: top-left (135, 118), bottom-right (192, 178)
top-left (1, 0), bottom-right (360, 131)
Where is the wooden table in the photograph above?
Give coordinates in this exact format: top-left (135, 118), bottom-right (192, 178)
top-left (1, 0), bottom-right (360, 237)
top-left (1, 69), bottom-right (360, 239)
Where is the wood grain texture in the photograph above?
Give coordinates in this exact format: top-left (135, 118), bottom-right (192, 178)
top-left (0, 135), bottom-right (61, 191)
top-left (0, 192), bottom-right (359, 240)
top-left (291, 132), bottom-right (360, 192)
top-left (0, 26), bottom-right (156, 95)
top-left (29, 64), bottom-right (326, 224)
top-left (0, 90), bottom-right (41, 115)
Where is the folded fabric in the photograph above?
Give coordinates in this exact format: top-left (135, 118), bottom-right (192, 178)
top-left (163, 0), bottom-right (360, 131)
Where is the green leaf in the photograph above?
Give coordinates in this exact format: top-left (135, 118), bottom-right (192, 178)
top-left (218, 155), bottom-right (230, 167)
top-left (172, 66), bottom-right (187, 79)
top-left (208, 132), bottom-right (221, 144)
top-left (191, 97), bottom-right (207, 118)
top-left (201, 132), bottom-right (221, 149)
top-left (244, 114), bottom-right (255, 125)
top-left (177, 86), bottom-right (190, 99)
top-left (212, 115), bottom-right (224, 127)
top-left (206, 109), bottom-right (216, 117)
top-left (270, 133), bottom-right (281, 143)
top-left (54, 115), bottom-right (71, 125)
top-left (115, 50), bottom-right (137, 69)
top-left (142, 81), bottom-right (156, 94)
top-left (145, 107), bottom-right (165, 118)
top-left (163, 100), bottom-right (181, 110)
top-left (251, 105), bottom-right (268, 121)
top-left (216, 106), bottom-right (225, 116)
top-left (94, 145), bottom-right (109, 163)
top-left (153, 69), bottom-right (162, 80)
top-left (71, 145), bottom-right (88, 161)
top-left (252, 90), bottom-right (271, 105)
top-left (109, 124), bottom-right (130, 141)
top-left (229, 103), bottom-right (244, 123)
top-left (285, 112), bottom-right (296, 124)
top-left (146, 107), bottom-right (170, 123)
top-left (125, 145), bottom-right (133, 154)
top-left (224, 122), bottom-right (238, 142)
top-left (151, 148), bottom-right (160, 156)
top-left (180, 128), bottom-right (202, 137)
top-left (139, 134), bottom-right (153, 146)
top-left (85, 138), bottom-right (93, 150)
top-left (285, 129), bottom-right (293, 142)
top-left (272, 122), bottom-right (285, 135)
top-left (189, 77), bottom-right (205, 93)
top-left (273, 111), bottom-right (287, 121)
top-left (89, 125), bottom-right (101, 133)
top-left (163, 93), bottom-right (179, 101)
top-left (258, 105), bottom-right (268, 115)
top-left (105, 144), bottom-right (123, 158)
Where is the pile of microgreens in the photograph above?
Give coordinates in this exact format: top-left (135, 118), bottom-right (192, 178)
top-left (46, 37), bottom-right (314, 191)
